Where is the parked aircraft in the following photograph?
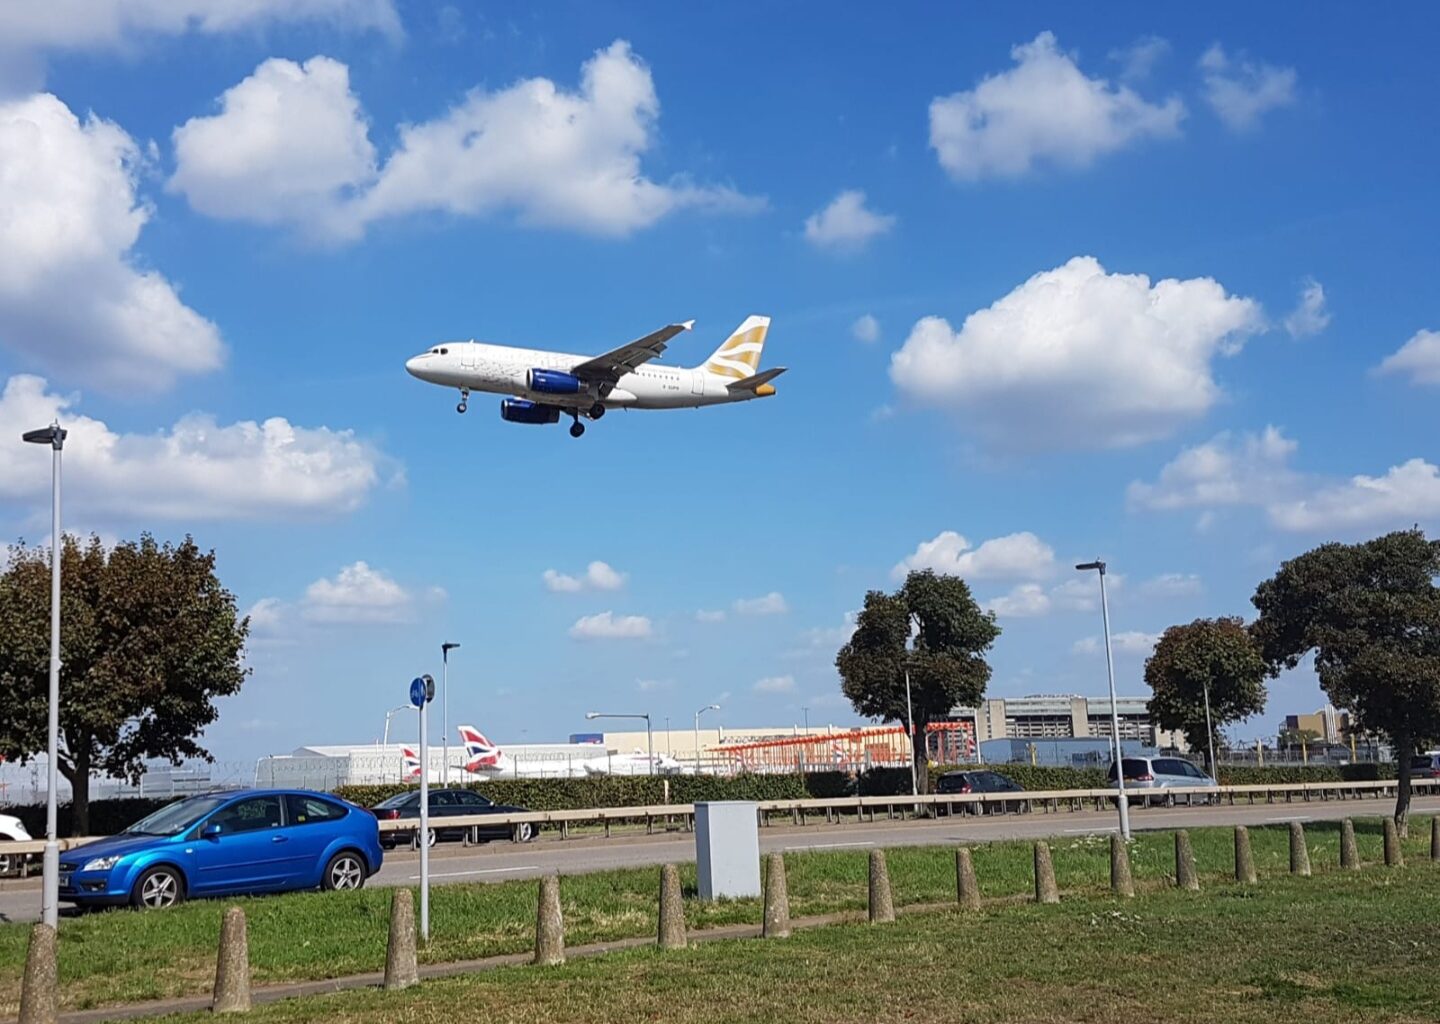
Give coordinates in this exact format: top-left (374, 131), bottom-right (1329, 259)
top-left (457, 725), bottom-right (686, 777)
top-left (405, 316), bottom-right (785, 437)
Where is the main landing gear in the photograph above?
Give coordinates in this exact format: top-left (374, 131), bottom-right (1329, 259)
top-left (456, 388), bottom-right (469, 414)
top-left (588, 402), bottom-right (606, 420)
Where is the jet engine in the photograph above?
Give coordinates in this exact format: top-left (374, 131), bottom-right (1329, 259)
top-left (527, 369), bottom-right (583, 395)
top-left (499, 398), bottom-right (561, 425)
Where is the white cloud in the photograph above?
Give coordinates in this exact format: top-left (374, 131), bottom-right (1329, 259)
top-left (0, 93), bottom-right (223, 392)
top-left (1283, 277), bottom-right (1330, 339)
top-left (1139, 573), bottom-right (1204, 598)
top-left (569, 611), bottom-right (653, 640)
top-left (929, 31), bottom-right (1183, 181)
top-left (1048, 576), bottom-right (1120, 612)
top-left (1073, 631), bottom-right (1159, 656)
top-left (893, 531), bottom-right (1055, 581)
top-left (734, 592), bottom-right (789, 616)
top-left (1109, 36), bottom-right (1170, 81)
top-left (852, 314), bottom-right (881, 344)
top-left (1376, 329), bottom-right (1440, 386)
top-left (1199, 44), bottom-right (1297, 132)
top-left (302, 561), bottom-right (432, 625)
top-left (245, 597), bottom-right (286, 633)
top-left (892, 256), bottom-right (1263, 451)
top-left (753, 675), bottom-right (796, 695)
top-left (1127, 427), bottom-right (1298, 512)
top-left (174, 42), bottom-right (758, 240)
top-left (695, 609), bottom-right (727, 623)
top-left (636, 678), bottom-right (672, 692)
top-left (803, 190), bottom-right (895, 251)
top-left (1268, 459), bottom-right (1440, 533)
top-left (543, 560), bottom-right (627, 593)
top-left (984, 583), bottom-right (1051, 618)
top-left (797, 611), bottom-right (859, 649)
top-left (170, 56), bottom-right (377, 240)
top-left (0, 375), bottom-right (388, 521)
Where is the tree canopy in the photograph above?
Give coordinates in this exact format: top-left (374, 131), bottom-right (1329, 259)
top-left (0, 534), bottom-right (250, 834)
top-left (1144, 616), bottom-right (1267, 774)
top-left (1250, 529), bottom-right (1440, 832)
top-left (836, 570), bottom-right (1000, 793)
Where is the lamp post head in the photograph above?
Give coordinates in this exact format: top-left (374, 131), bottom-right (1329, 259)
top-left (585, 712), bottom-right (600, 720)
top-left (1075, 560), bottom-right (1106, 574)
top-left (22, 424), bottom-right (66, 450)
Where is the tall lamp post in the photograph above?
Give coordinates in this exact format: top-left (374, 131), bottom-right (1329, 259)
top-left (1076, 560), bottom-right (1131, 840)
top-left (441, 642), bottom-right (460, 785)
top-left (694, 704), bottom-right (720, 772)
top-left (23, 422), bottom-right (66, 928)
top-left (586, 712), bottom-right (653, 774)
top-left (1202, 679), bottom-right (1218, 779)
top-left (904, 614), bottom-right (920, 799)
top-left (381, 704), bottom-right (411, 747)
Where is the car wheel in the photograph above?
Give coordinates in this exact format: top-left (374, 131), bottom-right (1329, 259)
top-left (0, 852), bottom-right (11, 875)
top-left (131, 866), bottom-right (185, 910)
top-left (322, 851), bottom-right (366, 891)
top-left (512, 822), bottom-right (534, 843)
top-left (411, 828), bottom-right (436, 851)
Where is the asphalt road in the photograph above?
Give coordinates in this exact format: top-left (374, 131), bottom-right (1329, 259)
top-left (3, 794), bottom-right (1436, 925)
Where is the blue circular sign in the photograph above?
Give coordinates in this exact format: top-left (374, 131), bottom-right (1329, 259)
top-left (409, 677), bottom-right (427, 708)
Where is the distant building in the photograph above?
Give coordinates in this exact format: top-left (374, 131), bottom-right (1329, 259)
top-left (950, 695), bottom-right (1186, 750)
top-left (1281, 705), bottom-right (1351, 743)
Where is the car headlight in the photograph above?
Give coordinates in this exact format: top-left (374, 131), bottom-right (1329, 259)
top-left (82, 855), bottom-right (122, 872)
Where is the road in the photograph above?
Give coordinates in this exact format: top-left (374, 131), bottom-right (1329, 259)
top-left (3, 794), bottom-right (1436, 925)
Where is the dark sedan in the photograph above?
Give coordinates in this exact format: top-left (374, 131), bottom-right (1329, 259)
top-left (371, 788), bottom-right (534, 848)
top-left (935, 770), bottom-right (1030, 814)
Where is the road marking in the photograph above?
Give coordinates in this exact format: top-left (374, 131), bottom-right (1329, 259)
top-left (1265, 816), bottom-right (1308, 823)
top-left (407, 866), bottom-right (539, 880)
top-left (1062, 827), bottom-right (1118, 834)
top-left (784, 841), bottom-right (873, 850)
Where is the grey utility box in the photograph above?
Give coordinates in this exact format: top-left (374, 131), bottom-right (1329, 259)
top-left (694, 800), bottom-right (761, 900)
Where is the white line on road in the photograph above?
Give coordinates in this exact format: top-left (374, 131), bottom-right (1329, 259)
top-left (1265, 816), bottom-right (1308, 822)
top-left (1062, 827), bottom-right (1118, 834)
top-left (783, 841), bottom-right (873, 850)
top-left (408, 866), bottom-right (540, 880)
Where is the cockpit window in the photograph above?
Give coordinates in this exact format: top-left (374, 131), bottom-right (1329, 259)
top-left (440, 347), bottom-right (449, 355)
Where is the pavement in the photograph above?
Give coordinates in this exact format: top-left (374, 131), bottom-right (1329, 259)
top-left (3, 792), bottom-right (1436, 925)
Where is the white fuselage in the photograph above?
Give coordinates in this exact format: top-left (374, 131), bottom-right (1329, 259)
top-left (405, 341), bottom-right (756, 411)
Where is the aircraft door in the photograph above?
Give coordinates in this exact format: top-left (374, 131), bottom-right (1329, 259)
top-left (690, 371), bottom-right (704, 396)
top-left (460, 343), bottom-right (479, 370)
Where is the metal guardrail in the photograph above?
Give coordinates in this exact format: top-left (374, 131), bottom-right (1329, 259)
top-left (6, 778), bottom-right (1436, 859)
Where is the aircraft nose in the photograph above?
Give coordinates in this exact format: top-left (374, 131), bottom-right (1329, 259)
top-left (405, 355), bottom-right (424, 378)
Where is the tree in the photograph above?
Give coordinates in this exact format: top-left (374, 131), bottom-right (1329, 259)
top-left (1143, 617), bottom-right (1268, 776)
top-left (1250, 529), bottom-right (1440, 835)
top-left (836, 570), bottom-right (1000, 794)
top-left (0, 534), bottom-right (249, 834)
top-left (1276, 727), bottom-right (1321, 752)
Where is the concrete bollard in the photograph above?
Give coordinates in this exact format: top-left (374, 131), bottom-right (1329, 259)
top-left (1174, 831), bottom-right (1200, 891)
top-left (534, 873), bottom-right (566, 966)
top-left (1432, 817), bottom-right (1439, 862)
top-left (1340, 819), bottom-right (1359, 869)
top-left (1110, 835), bottom-right (1135, 898)
top-left (867, 849), bottom-right (895, 923)
top-left (1288, 821), bottom-right (1311, 877)
top-left (762, 853), bottom-right (791, 939)
top-left (384, 888), bottom-right (419, 991)
top-left (1234, 826), bottom-right (1257, 884)
top-left (1383, 819), bottom-right (1403, 867)
top-left (1033, 842), bottom-right (1059, 905)
top-left (212, 907), bottom-right (252, 1014)
top-left (18, 922), bottom-right (57, 1024)
top-left (955, 847), bottom-right (981, 911)
top-left (657, 863), bottom-right (687, 950)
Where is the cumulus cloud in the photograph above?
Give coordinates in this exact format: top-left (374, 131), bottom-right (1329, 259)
top-left (753, 674), bottom-right (796, 694)
top-left (172, 42), bottom-right (758, 241)
top-left (803, 190), bottom-right (895, 251)
top-left (245, 597), bottom-right (286, 633)
top-left (570, 611), bottom-right (653, 640)
top-left (302, 561), bottom-right (433, 624)
top-left (1269, 459), bottom-right (1440, 533)
top-left (695, 609), bottom-right (727, 623)
top-left (1127, 427), bottom-right (1298, 512)
top-left (1199, 44), bottom-right (1297, 132)
top-left (0, 375), bottom-right (388, 521)
top-left (734, 592), bottom-right (789, 616)
top-left (894, 530), bottom-right (1055, 582)
top-left (1283, 277), bottom-right (1330, 339)
top-left (1073, 631), bottom-right (1159, 656)
top-left (929, 31), bottom-right (1183, 181)
top-left (1139, 573), bottom-right (1204, 598)
top-left (891, 256), bottom-right (1262, 451)
top-left (0, 93), bottom-right (223, 392)
top-left (542, 560), bottom-right (627, 593)
top-left (1110, 36), bottom-right (1171, 81)
top-left (984, 583), bottom-right (1051, 618)
top-left (851, 314), bottom-right (881, 344)
top-left (1376, 329), bottom-right (1440, 386)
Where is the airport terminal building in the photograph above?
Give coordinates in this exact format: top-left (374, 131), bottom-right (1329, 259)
top-left (952, 694), bottom-right (1184, 749)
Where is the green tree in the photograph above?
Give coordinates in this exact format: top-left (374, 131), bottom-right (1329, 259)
top-left (0, 534), bottom-right (250, 834)
top-left (1144, 617), bottom-right (1268, 775)
top-left (1276, 727), bottom-right (1321, 752)
top-left (1250, 529), bottom-right (1440, 834)
top-left (836, 570), bottom-right (1000, 794)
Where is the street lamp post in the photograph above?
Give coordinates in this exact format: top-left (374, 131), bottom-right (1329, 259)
top-left (23, 422), bottom-right (66, 928)
top-left (440, 643), bottom-right (460, 785)
top-left (1202, 679), bottom-right (1217, 779)
top-left (382, 704), bottom-right (411, 747)
top-left (586, 712), bottom-right (654, 773)
top-left (904, 614), bottom-right (919, 799)
top-left (694, 704), bottom-right (720, 772)
top-left (1076, 560), bottom-right (1131, 840)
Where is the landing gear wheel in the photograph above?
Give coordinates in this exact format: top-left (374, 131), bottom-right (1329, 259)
top-left (456, 389), bottom-right (469, 414)
top-left (588, 402), bottom-right (606, 420)
top-left (569, 420), bottom-right (585, 438)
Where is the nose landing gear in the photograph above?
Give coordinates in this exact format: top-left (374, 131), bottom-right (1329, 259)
top-left (456, 388), bottom-right (469, 414)
top-left (569, 419), bottom-right (585, 438)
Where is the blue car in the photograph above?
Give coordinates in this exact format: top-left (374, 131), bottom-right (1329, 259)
top-left (60, 789), bottom-right (383, 910)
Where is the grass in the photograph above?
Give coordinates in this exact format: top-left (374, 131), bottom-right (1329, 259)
top-left (0, 816), bottom-right (1433, 1016)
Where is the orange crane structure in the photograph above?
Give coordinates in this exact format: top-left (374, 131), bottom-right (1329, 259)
top-left (712, 721), bottom-right (975, 773)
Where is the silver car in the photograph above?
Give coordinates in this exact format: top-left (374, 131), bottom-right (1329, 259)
top-left (1109, 756), bottom-right (1216, 804)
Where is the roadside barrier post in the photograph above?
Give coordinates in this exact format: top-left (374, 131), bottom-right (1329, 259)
top-left (18, 922), bottom-right (57, 1024)
top-left (1383, 819), bottom-right (1403, 867)
top-left (384, 888), bottom-right (419, 991)
top-left (1288, 822), bottom-right (1311, 877)
top-left (1340, 819), bottom-right (1359, 869)
top-left (868, 849), bottom-right (895, 923)
top-left (1234, 826), bottom-right (1257, 884)
top-left (1110, 835), bottom-right (1134, 898)
top-left (1033, 842), bottom-right (1059, 904)
top-left (658, 864), bottom-right (687, 950)
top-left (212, 906), bottom-right (252, 1013)
top-left (1432, 817), bottom-right (1439, 861)
top-left (955, 847), bottom-right (980, 911)
top-left (1174, 831), bottom-right (1199, 891)
top-left (534, 874), bottom-right (566, 966)
top-left (762, 853), bottom-right (792, 938)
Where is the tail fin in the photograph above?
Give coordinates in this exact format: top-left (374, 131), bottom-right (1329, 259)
top-left (700, 315), bottom-right (770, 380)
top-left (458, 725), bottom-right (503, 773)
top-left (401, 747), bottom-right (421, 780)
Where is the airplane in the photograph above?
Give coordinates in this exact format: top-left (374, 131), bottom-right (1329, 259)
top-left (457, 725), bottom-right (686, 777)
top-left (405, 316), bottom-right (786, 438)
top-left (401, 746), bottom-right (421, 781)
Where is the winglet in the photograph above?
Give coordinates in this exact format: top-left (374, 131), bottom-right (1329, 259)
top-left (681, 319), bottom-right (695, 331)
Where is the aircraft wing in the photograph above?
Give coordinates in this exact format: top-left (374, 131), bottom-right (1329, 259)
top-left (571, 320), bottom-right (694, 382)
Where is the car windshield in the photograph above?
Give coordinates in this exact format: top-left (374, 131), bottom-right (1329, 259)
top-left (1411, 756), bottom-right (1436, 770)
top-left (122, 795), bottom-right (229, 836)
top-left (374, 792), bottom-right (416, 809)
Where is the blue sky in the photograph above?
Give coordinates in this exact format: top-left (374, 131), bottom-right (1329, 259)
top-left (1, 2), bottom-right (1438, 763)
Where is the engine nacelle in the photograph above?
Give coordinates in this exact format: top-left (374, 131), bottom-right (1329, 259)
top-left (499, 398), bottom-right (560, 425)
top-left (527, 368), bottom-right (583, 395)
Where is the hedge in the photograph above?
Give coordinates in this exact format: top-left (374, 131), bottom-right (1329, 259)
top-left (6, 797), bottom-right (172, 839)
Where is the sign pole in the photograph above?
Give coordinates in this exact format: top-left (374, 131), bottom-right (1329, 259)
top-left (410, 674), bottom-right (435, 943)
